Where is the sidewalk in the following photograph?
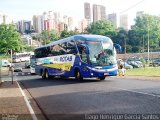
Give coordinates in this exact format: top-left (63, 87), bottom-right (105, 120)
top-left (113, 75), bottom-right (160, 81)
top-left (0, 81), bottom-right (32, 120)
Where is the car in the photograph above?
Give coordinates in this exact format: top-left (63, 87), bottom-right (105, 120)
top-left (150, 59), bottom-right (160, 67)
top-left (1, 60), bottom-right (12, 67)
top-left (127, 60), bottom-right (143, 68)
top-left (12, 64), bottom-right (22, 72)
top-left (121, 61), bottom-right (133, 69)
top-left (25, 61), bottom-right (30, 68)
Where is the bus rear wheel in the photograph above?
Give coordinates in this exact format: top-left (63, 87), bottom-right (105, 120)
top-left (45, 70), bottom-right (52, 79)
top-left (75, 70), bottom-right (83, 81)
top-left (42, 70), bottom-right (46, 79)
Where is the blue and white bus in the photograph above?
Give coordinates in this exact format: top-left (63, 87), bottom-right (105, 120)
top-left (30, 55), bottom-right (36, 74)
top-left (34, 35), bottom-right (120, 80)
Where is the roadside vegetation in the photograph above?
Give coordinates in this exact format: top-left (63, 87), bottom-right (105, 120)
top-left (126, 67), bottom-right (160, 77)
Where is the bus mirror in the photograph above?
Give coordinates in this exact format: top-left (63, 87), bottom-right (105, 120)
top-left (114, 43), bottom-right (122, 53)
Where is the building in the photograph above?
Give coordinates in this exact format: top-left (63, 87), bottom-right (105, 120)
top-left (0, 12), bottom-right (12, 24)
top-left (93, 4), bottom-right (106, 22)
top-left (136, 11), bottom-right (144, 18)
top-left (17, 20), bottom-right (32, 34)
top-left (84, 2), bottom-right (91, 22)
top-left (21, 35), bottom-right (33, 46)
top-left (119, 14), bottom-right (128, 30)
top-left (107, 13), bottom-right (118, 28)
top-left (78, 19), bottom-right (88, 33)
top-left (68, 17), bottom-right (74, 31)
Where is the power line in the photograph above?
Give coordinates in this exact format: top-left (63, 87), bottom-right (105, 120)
top-left (120, 0), bottom-right (146, 14)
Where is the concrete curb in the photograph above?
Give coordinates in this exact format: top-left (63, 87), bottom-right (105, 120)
top-left (112, 75), bottom-right (160, 81)
top-left (17, 81), bottom-right (38, 120)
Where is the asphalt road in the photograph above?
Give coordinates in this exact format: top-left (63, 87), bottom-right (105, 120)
top-left (14, 63), bottom-right (160, 120)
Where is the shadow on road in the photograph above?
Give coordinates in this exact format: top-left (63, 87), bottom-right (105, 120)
top-left (18, 76), bottom-right (111, 89)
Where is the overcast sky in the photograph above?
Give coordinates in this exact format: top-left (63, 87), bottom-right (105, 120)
top-left (0, 0), bottom-right (159, 25)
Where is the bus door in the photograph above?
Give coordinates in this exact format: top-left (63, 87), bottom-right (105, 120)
top-left (78, 45), bottom-right (91, 77)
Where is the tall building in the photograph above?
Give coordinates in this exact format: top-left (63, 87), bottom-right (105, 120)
top-left (17, 20), bottom-right (32, 34)
top-left (0, 12), bottom-right (12, 24)
top-left (68, 17), bottom-right (74, 31)
top-left (119, 14), bottom-right (128, 30)
top-left (107, 13), bottom-right (118, 28)
top-left (78, 19), bottom-right (88, 33)
top-left (84, 3), bottom-right (91, 21)
top-left (136, 11), bottom-right (144, 18)
top-left (93, 4), bottom-right (106, 22)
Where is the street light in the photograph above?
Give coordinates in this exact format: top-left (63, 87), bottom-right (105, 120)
top-left (147, 18), bottom-right (150, 65)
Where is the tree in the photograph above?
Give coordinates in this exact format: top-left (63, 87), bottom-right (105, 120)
top-left (86, 20), bottom-right (117, 38)
top-left (113, 28), bottom-right (128, 53)
top-left (60, 30), bottom-right (79, 39)
top-left (0, 24), bottom-right (22, 54)
top-left (49, 30), bottom-right (60, 41)
top-left (40, 30), bottom-right (60, 45)
top-left (129, 14), bottom-right (160, 52)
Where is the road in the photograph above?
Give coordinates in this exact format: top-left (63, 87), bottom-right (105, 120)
top-left (14, 63), bottom-right (160, 120)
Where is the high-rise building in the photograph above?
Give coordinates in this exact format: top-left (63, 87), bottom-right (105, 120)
top-left (84, 3), bottom-right (91, 21)
top-left (119, 14), bottom-right (128, 30)
top-left (0, 12), bottom-right (12, 24)
top-left (17, 20), bottom-right (31, 33)
top-left (78, 19), bottom-right (88, 33)
top-left (107, 13), bottom-right (118, 28)
top-left (93, 4), bottom-right (106, 22)
top-left (136, 11), bottom-right (144, 18)
top-left (68, 17), bottom-right (74, 31)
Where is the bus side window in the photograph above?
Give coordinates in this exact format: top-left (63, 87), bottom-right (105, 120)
top-left (67, 41), bottom-right (77, 55)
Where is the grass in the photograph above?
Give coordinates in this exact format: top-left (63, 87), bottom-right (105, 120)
top-left (0, 55), bottom-right (11, 61)
top-left (126, 67), bottom-right (160, 77)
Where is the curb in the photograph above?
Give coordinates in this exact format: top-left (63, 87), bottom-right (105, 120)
top-left (16, 81), bottom-right (38, 120)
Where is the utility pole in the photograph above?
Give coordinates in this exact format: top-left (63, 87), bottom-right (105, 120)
top-left (147, 19), bottom-right (150, 66)
top-left (143, 35), bottom-right (144, 53)
top-left (10, 49), bottom-right (14, 84)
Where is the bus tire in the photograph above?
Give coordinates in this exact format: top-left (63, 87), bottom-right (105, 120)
top-left (42, 70), bottom-right (46, 79)
top-left (45, 70), bottom-right (51, 79)
top-left (98, 76), bottom-right (105, 80)
top-left (75, 70), bottom-right (83, 81)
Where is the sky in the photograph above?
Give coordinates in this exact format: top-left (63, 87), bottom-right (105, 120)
top-left (0, 0), bottom-right (160, 26)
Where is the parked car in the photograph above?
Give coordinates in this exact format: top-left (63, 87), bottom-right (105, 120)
top-left (127, 60), bottom-right (143, 68)
top-left (121, 61), bottom-right (133, 69)
top-left (1, 60), bottom-right (12, 67)
top-left (150, 59), bottom-right (160, 67)
top-left (12, 64), bottom-right (22, 72)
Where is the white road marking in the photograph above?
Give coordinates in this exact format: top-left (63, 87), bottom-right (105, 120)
top-left (17, 81), bottom-right (38, 120)
top-left (111, 86), bottom-right (160, 98)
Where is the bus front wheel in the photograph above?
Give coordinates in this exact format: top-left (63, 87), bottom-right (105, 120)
top-left (98, 76), bottom-right (105, 80)
top-left (75, 70), bottom-right (83, 81)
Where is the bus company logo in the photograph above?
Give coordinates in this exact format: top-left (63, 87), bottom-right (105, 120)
top-left (60, 56), bottom-right (72, 62)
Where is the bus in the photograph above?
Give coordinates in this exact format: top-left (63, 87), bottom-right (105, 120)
top-left (34, 34), bottom-right (121, 80)
top-left (12, 52), bottom-right (34, 62)
top-left (30, 55), bottom-right (36, 74)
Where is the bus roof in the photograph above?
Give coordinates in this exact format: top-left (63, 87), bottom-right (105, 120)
top-left (35, 34), bottom-right (111, 50)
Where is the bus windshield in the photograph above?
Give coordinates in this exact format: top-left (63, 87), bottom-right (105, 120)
top-left (86, 40), bottom-right (117, 66)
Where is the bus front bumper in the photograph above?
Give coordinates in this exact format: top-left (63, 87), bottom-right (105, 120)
top-left (87, 66), bottom-right (118, 77)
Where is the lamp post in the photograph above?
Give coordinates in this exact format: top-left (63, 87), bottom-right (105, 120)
top-left (147, 18), bottom-right (150, 65)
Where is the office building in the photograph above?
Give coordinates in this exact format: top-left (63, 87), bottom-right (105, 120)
top-left (84, 3), bottom-right (91, 22)
top-left (93, 4), bottom-right (106, 22)
top-left (107, 13), bottom-right (118, 28)
top-left (119, 14), bottom-right (128, 30)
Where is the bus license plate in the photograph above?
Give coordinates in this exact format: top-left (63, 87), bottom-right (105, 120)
top-left (104, 73), bottom-right (109, 75)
